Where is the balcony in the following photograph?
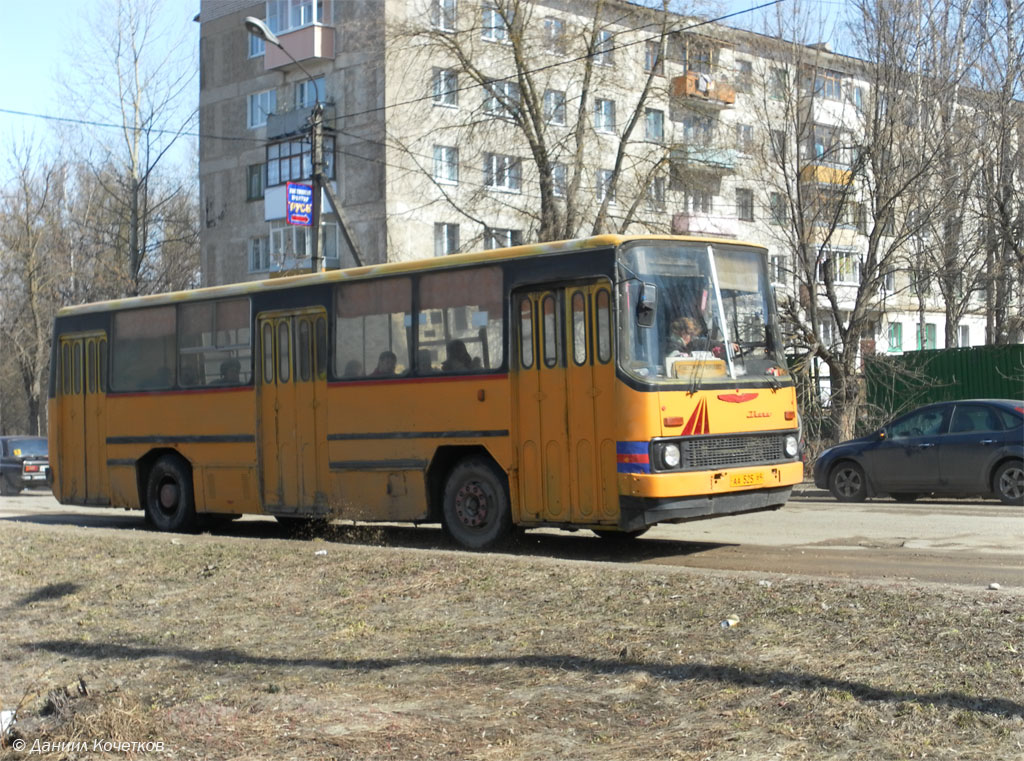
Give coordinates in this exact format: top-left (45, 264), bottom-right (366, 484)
top-left (671, 146), bottom-right (739, 172)
top-left (266, 103), bottom-right (336, 139)
top-left (671, 212), bottom-right (738, 238)
top-left (264, 24), bottom-right (334, 71)
top-left (670, 72), bottom-right (736, 106)
top-left (800, 164), bottom-right (853, 185)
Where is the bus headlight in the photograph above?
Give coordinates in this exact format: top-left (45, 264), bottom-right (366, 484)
top-left (784, 435), bottom-right (799, 458)
top-left (660, 443), bottom-right (681, 469)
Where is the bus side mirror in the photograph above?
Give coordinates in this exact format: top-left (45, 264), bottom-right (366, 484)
top-left (636, 283), bottom-right (657, 328)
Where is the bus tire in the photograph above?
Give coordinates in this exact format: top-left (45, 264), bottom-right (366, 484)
top-left (442, 457), bottom-right (511, 550)
top-left (145, 455), bottom-right (197, 533)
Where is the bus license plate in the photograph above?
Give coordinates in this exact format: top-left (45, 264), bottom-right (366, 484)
top-left (730, 472), bottom-right (764, 488)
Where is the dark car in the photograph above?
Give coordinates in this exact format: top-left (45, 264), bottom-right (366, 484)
top-left (0, 436), bottom-right (50, 495)
top-left (813, 399), bottom-right (1024, 505)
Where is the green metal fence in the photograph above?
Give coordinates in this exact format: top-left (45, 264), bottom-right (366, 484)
top-left (864, 344), bottom-right (1024, 413)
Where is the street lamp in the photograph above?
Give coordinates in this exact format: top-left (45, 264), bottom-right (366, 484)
top-left (245, 16), bottom-right (326, 273)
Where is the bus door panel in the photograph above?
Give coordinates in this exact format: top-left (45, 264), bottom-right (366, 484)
top-left (257, 310), bottom-right (328, 513)
top-left (564, 285), bottom-right (618, 523)
top-left (57, 333), bottom-right (108, 504)
top-left (514, 289), bottom-right (575, 524)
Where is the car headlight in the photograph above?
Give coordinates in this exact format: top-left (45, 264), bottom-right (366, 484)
top-left (784, 435), bottom-right (799, 458)
top-left (660, 443), bottom-right (681, 469)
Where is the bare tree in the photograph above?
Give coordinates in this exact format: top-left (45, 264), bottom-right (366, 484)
top-left (59, 0), bottom-right (198, 297)
top-left (384, 0), bottom-right (679, 251)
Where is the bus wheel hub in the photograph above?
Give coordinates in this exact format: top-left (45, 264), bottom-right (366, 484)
top-left (159, 482), bottom-right (179, 510)
top-left (455, 483), bottom-right (488, 527)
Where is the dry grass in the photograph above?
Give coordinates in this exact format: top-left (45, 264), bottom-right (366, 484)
top-left (0, 520), bottom-right (1021, 760)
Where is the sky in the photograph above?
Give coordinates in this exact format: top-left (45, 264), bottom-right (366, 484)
top-left (0, 0), bottom-right (200, 180)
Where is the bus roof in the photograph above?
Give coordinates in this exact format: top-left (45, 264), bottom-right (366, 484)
top-left (55, 233), bottom-right (768, 317)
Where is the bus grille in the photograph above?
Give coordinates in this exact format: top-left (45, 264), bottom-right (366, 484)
top-left (683, 434), bottom-right (784, 470)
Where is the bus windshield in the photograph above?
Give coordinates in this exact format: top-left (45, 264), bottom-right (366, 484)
top-left (617, 241), bottom-right (787, 385)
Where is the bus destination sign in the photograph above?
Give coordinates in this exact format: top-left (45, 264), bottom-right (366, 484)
top-left (286, 182), bottom-right (313, 226)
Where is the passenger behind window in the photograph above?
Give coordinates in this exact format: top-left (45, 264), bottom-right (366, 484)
top-left (219, 358), bottom-right (241, 385)
top-left (371, 351), bottom-right (398, 376)
top-left (442, 340), bottom-right (473, 372)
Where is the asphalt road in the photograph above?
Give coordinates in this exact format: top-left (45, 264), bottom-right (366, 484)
top-left (1, 487), bottom-right (1021, 589)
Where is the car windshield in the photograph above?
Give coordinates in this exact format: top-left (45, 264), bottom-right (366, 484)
top-left (617, 241), bottom-right (787, 386)
top-left (7, 438), bottom-right (47, 457)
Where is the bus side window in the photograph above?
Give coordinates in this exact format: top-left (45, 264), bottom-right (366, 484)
top-left (98, 339), bottom-right (108, 392)
top-left (278, 321), bottom-right (291, 383)
top-left (298, 319), bottom-right (311, 382)
top-left (595, 289), bottom-right (612, 364)
top-left (262, 323), bottom-right (275, 384)
top-left (519, 297), bottom-right (533, 369)
top-left (315, 315), bottom-right (327, 379)
top-left (542, 294), bottom-right (561, 369)
top-left (61, 343), bottom-right (72, 396)
top-left (73, 342), bottom-right (83, 395)
top-left (87, 340), bottom-right (97, 393)
top-left (571, 291), bottom-right (587, 366)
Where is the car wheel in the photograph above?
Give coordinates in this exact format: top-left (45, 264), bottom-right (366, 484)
top-left (0, 477), bottom-right (14, 496)
top-left (890, 493), bottom-right (919, 503)
top-left (145, 455), bottom-right (197, 533)
top-left (442, 457), bottom-right (511, 550)
top-left (993, 460), bottom-right (1024, 506)
top-left (828, 461), bottom-right (867, 502)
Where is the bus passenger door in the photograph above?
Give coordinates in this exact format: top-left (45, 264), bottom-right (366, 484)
top-left (257, 309), bottom-right (329, 513)
top-left (57, 333), bottom-right (108, 504)
top-left (514, 283), bottom-right (617, 525)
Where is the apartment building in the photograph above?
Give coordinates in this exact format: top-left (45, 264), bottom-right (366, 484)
top-left (197, 0), bottom-right (1000, 360)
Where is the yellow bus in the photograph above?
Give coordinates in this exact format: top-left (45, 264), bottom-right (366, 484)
top-left (48, 235), bottom-right (802, 548)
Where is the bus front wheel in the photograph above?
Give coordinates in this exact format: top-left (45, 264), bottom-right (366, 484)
top-left (442, 457), bottom-right (511, 550)
top-left (145, 456), bottom-right (197, 533)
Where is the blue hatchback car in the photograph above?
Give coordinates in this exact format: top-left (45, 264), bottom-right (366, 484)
top-left (813, 399), bottom-right (1024, 505)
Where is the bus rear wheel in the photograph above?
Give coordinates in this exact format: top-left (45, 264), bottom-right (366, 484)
top-left (145, 456), bottom-right (197, 533)
top-left (442, 457), bottom-right (511, 550)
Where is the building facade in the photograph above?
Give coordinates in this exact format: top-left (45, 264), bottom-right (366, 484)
top-left (198, 0), bottom-right (1015, 366)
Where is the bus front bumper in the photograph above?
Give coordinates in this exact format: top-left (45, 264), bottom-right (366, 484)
top-left (617, 461), bottom-right (802, 532)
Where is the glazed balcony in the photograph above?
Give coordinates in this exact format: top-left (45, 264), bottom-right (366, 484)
top-left (670, 72), bottom-right (736, 107)
top-left (264, 25), bottom-right (335, 71)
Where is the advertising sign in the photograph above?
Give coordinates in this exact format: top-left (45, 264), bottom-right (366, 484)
top-left (286, 182), bottom-right (313, 226)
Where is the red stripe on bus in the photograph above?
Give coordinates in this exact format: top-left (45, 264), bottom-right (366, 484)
top-left (329, 373), bottom-right (509, 388)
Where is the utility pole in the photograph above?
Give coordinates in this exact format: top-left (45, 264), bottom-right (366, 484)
top-left (310, 102), bottom-right (324, 273)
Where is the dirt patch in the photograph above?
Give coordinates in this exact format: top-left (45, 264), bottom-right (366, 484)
top-left (0, 521), bottom-right (1021, 760)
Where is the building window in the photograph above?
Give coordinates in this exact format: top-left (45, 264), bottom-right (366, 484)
top-left (687, 190), bottom-right (712, 214)
top-left (484, 79), bottom-right (520, 119)
top-left (958, 324), bottom-right (970, 347)
top-left (552, 162), bottom-right (567, 197)
top-left (594, 98), bottom-right (616, 133)
top-left (822, 251), bottom-right (860, 284)
top-left (771, 129), bottom-right (787, 163)
top-left (737, 188), bottom-right (754, 221)
top-left (247, 164), bottom-right (267, 200)
top-left (853, 86), bottom-right (865, 111)
top-left (433, 145), bottom-right (459, 185)
top-left (266, 0), bottom-right (323, 34)
top-left (770, 67), bottom-right (788, 99)
top-left (483, 153), bottom-right (521, 192)
top-left (433, 68), bottom-right (458, 107)
top-left (736, 60), bottom-right (753, 92)
top-left (247, 89), bottom-right (276, 129)
top-left (855, 203), bottom-right (869, 234)
top-left (434, 223), bottom-right (460, 256)
top-left (249, 236), bottom-right (271, 272)
top-left (814, 70), bottom-right (843, 100)
top-left (686, 39), bottom-right (715, 74)
top-left (646, 176), bottom-right (665, 210)
top-left (430, 0), bottom-right (456, 31)
top-left (295, 77), bottom-right (325, 109)
top-left (248, 32), bottom-right (265, 58)
top-left (736, 124), bottom-right (754, 152)
top-left (645, 108), bottom-right (664, 142)
top-left (484, 227), bottom-right (522, 249)
top-left (596, 169), bottom-right (615, 204)
top-left (644, 40), bottom-right (663, 74)
top-left (682, 113), bottom-right (715, 143)
top-left (270, 220), bottom-right (339, 261)
top-left (266, 136), bottom-right (335, 186)
top-left (916, 322), bottom-right (937, 350)
top-left (482, 1), bottom-right (510, 41)
top-left (770, 192), bottom-right (786, 224)
top-left (887, 322), bottom-right (903, 351)
top-left (769, 254), bottom-right (786, 284)
top-left (595, 29), bottom-right (614, 66)
top-left (543, 16), bottom-right (566, 54)
top-left (543, 89), bottom-right (566, 125)
top-left (882, 269), bottom-right (895, 292)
